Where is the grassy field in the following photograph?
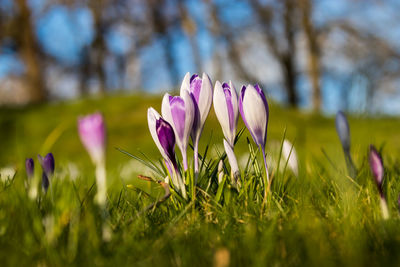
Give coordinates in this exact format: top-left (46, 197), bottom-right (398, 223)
top-left (1, 93), bottom-right (400, 266)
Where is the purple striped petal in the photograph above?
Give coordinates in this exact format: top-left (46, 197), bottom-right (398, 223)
top-left (169, 96), bottom-right (186, 140)
top-left (239, 86), bottom-right (257, 143)
top-left (156, 118), bottom-right (177, 166)
top-left (222, 83), bottom-right (235, 133)
top-left (239, 84), bottom-right (269, 147)
top-left (254, 84), bottom-right (269, 146)
top-left (190, 74), bottom-right (202, 103)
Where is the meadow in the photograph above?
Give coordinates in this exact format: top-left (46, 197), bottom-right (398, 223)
top-left (1, 93), bottom-right (400, 266)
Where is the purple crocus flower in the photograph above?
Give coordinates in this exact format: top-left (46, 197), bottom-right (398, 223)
top-left (239, 84), bottom-right (269, 180)
top-left (38, 153), bottom-right (55, 192)
top-left (148, 108), bottom-right (187, 198)
top-left (38, 153), bottom-right (55, 177)
top-left (161, 90), bottom-right (194, 171)
top-left (25, 158), bottom-right (34, 178)
top-left (335, 111), bottom-right (350, 153)
top-left (180, 72), bottom-right (213, 175)
top-left (369, 145), bottom-right (384, 195)
top-left (78, 112), bottom-right (108, 205)
top-left (78, 112), bottom-right (106, 165)
top-left (335, 111), bottom-right (357, 177)
top-left (369, 145), bottom-right (389, 219)
top-left (214, 81), bottom-right (239, 147)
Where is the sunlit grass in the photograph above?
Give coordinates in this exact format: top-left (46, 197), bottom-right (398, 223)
top-left (0, 94), bottom-right (400, 266)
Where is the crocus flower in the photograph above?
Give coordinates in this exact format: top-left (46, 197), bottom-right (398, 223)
top-left (38, 153), bottom-right (55, 192)
top-left (180, 72), bottom-right (213, 175)
top-left (335, 111), bottom-right (357, 177)
top-left (239, 84), bottom-right (269, 180)
top-left (369, 145), bottom-right (389, 219)
top-left (161, 90), bottom-right (195, 171)
top-left (223, 139), bottom-right (240, 186)
top-left (213, 81), bottom-right (239, 147)
top-left (78, 112), bottom-right (106, 165)
top-left (369, 145), bottom-right (384, 195)
top-left (25, 158), bottom-right (34, 178)
top-left (148, 108), bottom-right (186, 198)
top-left (78, 112), bottom-right (107, 206)
top-left (335, 111), bottom-right (350, 153)
top-left (282, 140), bottom-right (298, 177)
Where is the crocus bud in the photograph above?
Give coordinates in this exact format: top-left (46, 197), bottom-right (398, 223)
top-left (180, 72), bottom-right (213, 174)
top-left (369, 145), bottom-right (389, 219)
top-left (78, 113), bottom-right (107, 206)
top-left (214, 81), bottom-right (239, 147)
top-left (148, 108), bottom-right (186, 198)
top-left (335, 111), bottom-right (357, 177)
top-left (38, 153), bottom-right (55, 192)
top-left (239, 84), bottom-right (269, 179)
top-left (223, 139), bottom-right (240, 186)
top-left (25, 158), bottom-right (34, 178)
top-left (38, 153), bottom-right (55, 177)
top-left (335, 111), bottom-right (350, 153)
top-left (369, 145), bottom-right (384, 195)
top-left (282, 140), bottom-right (298, 176)
top-left (161, 90), bottom-right (195, 171)
top-left (78, 112), bottom-right (106, 165)
top-left (148, 108), bottom-right (177, 167)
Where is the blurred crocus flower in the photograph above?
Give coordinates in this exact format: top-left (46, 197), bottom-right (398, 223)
top-left (223, 139), bottom-right (240, 187)
top-left (369, 145), bottom-right (389, 219)
top-left (38, 153), bottom-right (55, 192)
top-left (369, 145), bottom-right (384, 195)
top-left (148, 108), bottom-right (186, 198)
top-left (335, 111), bottom-right (356, 177)
top-left (335, 111), bottom-right (350, 153)
top-left (239, 84), bottom-right (269, 180)
top-left (25, 158), bottom-right (34, 178)
top-left (78, 112), bottom-right (107, 206)
top-left (282, 140), bottom-right (298, 177)
top-left (78, 112), bottom-right (106, 165)
top-left (162, 90), bottom-right (195, 171)
top-left (180, 72), bottom-right (213, 175)
top-left (213, 81), bottom-right (239, 147)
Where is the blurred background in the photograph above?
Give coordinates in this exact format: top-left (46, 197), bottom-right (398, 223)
top-left (1, 0), bottom-right (400, 114)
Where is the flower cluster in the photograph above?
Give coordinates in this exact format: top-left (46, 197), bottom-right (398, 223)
top-left (25, 153), bottom-right (55, 193)
top-left (148, 73), bottom-right (270, 197)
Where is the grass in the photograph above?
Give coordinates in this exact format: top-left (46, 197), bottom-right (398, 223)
top-left (1, 93), bottom-right (400, 266)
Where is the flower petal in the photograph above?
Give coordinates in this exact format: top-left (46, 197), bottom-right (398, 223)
top-left (241, 84), bottom-right (268, 147)
top-left (213, 81), bottom-right (232, 144)
top-left (369, 145), bottom-right (384, 190)
top-left (335, 111), bottom-right (350, 152)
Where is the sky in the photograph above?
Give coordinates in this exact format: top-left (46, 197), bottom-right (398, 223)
top-left (1, 0), bottom-right (400, 115)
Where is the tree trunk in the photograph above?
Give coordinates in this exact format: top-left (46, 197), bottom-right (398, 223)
top-left (300, 0), bottom-right (321, 110)
top-left (282, 0), bottom-right (298, 107)
top-left (16, 0), bottom-right (46, 103)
